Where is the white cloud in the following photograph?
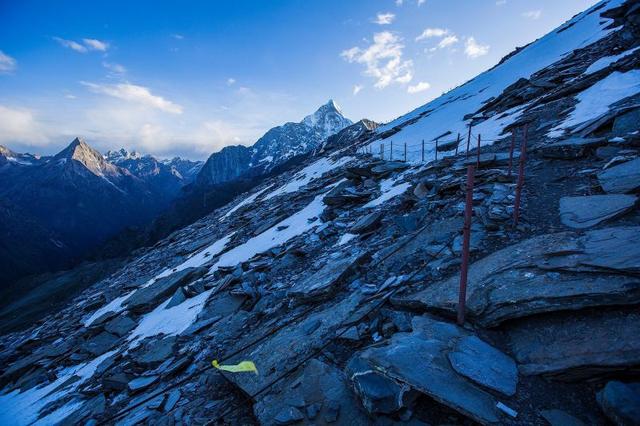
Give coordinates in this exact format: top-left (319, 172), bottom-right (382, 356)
top-left (418, 0), bottom-right (426, 5)
top-left (438, 35), bottom-right (459, 49)
top-left (341, 31), bottom-right (413, 89)
top-left (496, 0), bottom-right (507, 5)
top-left (65, 94), bottom-right (77, 99)
top-left (54, 37), bottom-right (109, 53)
top-left (353, 84), bottom-right (363, 95)
top-left (103, 62), bottom-right (126, 74)
top-left (0, 50), bottom-right (17, 74)
top-left (227, 78), bottom-right (236, 86)
top-left (81, 82), bottom-right (183, 114)
top-left (171, 34), bottom-right (185, 40)
top-left (522, 10), bottom-right (542, 20)
top-left (395, 0), bottom-right (403, 5)
top-left (374, 12), bottom-right (395, 25)
top-left (82, 38), bottom-right (109, 51)
top-left (0, 105), bottom-right (48, 145)
top-left (464, 37), bottom-right (490, 58)
top-left (416, 28), bottom-right (449, 41)
top-left (407, 81), bottom-right (431, 94)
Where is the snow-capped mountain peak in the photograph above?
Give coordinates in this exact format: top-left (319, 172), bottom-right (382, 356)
top-left (302, 99), bottom-right (352, 139)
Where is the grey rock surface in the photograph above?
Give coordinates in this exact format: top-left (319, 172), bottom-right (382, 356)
top-left (559, 194), bottom-right (637, 228)
top-left (395, 227), bottom-right (640, 326)
top-left (598, 157), bottom-right (640, 194)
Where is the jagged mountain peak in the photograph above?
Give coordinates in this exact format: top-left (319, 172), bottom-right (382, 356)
top-left (105, 148), bottom-right (142, 162)
top-left (302, 99), bottom-right (352, 135)
top-left (53, 137), bottom-right (120, 177)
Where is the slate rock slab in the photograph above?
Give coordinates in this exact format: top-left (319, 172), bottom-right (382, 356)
top-left (254, 358), bottom-right (370, 425)
top-left (81, 331), bottom-right (119, 356)
top-left (448, 335), bottom-right (518, 396)
top-left (559, 194), bottom-right (637, 229)
top-left (105, 316), bottom-right (137, 337)
top-left (508, 309), bottom-right (640, 379)
top-left (128, 375), bottom-right (159, 393)
top-left (394, 226), bottom-right (640, 326)
top-left (598, 157), bottom-right (640, 194)
top-left (597, 381), bottom-right (640, 426)
top-left (124, 267), bottom-right (207, 312)
top-left (350, 211), bottom-right (383, 234)
top-left (288, 254), bottom-right (361, 302)
top-left (346, 316), bottom-right (514, 425)
top-left (540, 137), bottom-right (605, 159)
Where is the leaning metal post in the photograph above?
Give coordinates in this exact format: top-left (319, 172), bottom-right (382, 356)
top-left (513, 123), bottom-right (529, 226)
top-left (458, 165), bottom-right (475, 325)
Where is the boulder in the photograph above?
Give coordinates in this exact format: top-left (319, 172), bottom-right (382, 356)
top-left (597, 381), bottom-right (640, 426)
top-left (598, 157), bottom-right (640, 193)
top-left (508, 309), bottom-right (640, 379)
top-left (559, 194), bottom-right (637, 228)
top-left (394, 227), bottom-right (640, 326)
top-left (124, 267), bottom-right (207, 312)
top-left (346, 316), bottom-right (514, 424)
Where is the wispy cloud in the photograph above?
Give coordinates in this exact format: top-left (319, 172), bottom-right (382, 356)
top-left (227, 78), bottom-right (236, 86)
top-left (395, 0), bottom-right (403, 5)
top-left (496, 0), bottom-right (507, 5)
top-left (417, 0), bottom-right (426, 6)
top-left (0, 50), bottom-right (17, 74)
top-left (82, 38), bottom-right (109, 51)
top-left (464, 37), bottom-right (490, 58)
top-left (407, 81), bottom-right (431, 94)
top-left (353, 84), bottom-right (363, 95)
top-left (171, 34), bottom-right (185, 40)
top-left (341, 31), bottom-right (413, 89)
top-left (0, 105), bottom-right (48, 145)
top-left (81, 82), bottom-right (183, 114)
top-left (103, 62), bottom-right (126, 75)
top-left (54, 37), bottom-right (109, 53)
top-left (374, 12), bottom-right (395, 25)
top-left (522, 10), bottom-right (542, 20)
top-left (438, 35), bottom-right (459, 49)
top-left (416, 28), bottom-right (449, 41)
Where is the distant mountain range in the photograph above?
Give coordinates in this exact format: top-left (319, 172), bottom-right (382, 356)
top-left (0, 139), bottom-right (202, 284)
top-left (0, 100), bottom-right (357, 286)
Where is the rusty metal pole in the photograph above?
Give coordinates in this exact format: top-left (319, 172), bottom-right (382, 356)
top-left (508, 130), bottom-right (516, 177)
top-left (476, 134), bottom-right (481, 168)
top-left (513, 124), bottom-right (529, 226)
top-left (404, 142), bottom-right (407, 162)
top-left (422, 139), bottom-right (425, 162)
top-left (458, 165), bottom-right (475, 325)
top-left (390, 140), bottom-right (393, 161)
top-left (435, 139), bottom-right (439, 162)
top-left (455, 133), bottom-right (460, 156)
top-left (466, 123), bottom-right (472, 158)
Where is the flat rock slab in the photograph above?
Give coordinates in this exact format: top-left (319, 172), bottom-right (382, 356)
top-left (597, 381), bottom-right (640, 426)
top-left (346, 316), bottom-right (516, 425)
top-left (394, 226), bottom-right (640, 326)
top-left (540, 137), bottom-right (605, 159)
top-left (507, 309), bottom-right (640, 379)
top-left (288, 254), bottom-right (361, 302)
top-left (559, 194), bottom-right (637, 229)
top-left (254, 358), bottom-right (370, 425)
top-left (221, 291), bottom-right (366, 398)
top-left (350, 211), bottom-right (383, 234)
top-left (124, 267), bottom-right (207, 312)
top-left (598, 157), bottom-right (640, 194)
top-left (81, 331), bottom-right (119, 356)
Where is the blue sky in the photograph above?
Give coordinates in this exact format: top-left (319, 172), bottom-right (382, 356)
top-left (0, 0), bottom-right (598, 159)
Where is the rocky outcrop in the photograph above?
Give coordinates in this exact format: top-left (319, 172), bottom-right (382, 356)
top-left (559, 194), bottom-right (637, 228)
top-left (395, 226), bottom-right (640, 326)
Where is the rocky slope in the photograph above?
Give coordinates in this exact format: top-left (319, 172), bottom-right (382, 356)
top-left (0, 139), bottom-right (201, 285)
top-left (195, 100), bottom-right (352, 188)
top-left (0, 1), bottom-right (639, 425)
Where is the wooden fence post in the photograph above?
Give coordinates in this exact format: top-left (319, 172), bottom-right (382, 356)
top-left (455, 133), bottom-right (460, 156)
top-left (466, 123), bottom-right (472, 158)
top-left (476, 134), bottom-right (481, 168)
